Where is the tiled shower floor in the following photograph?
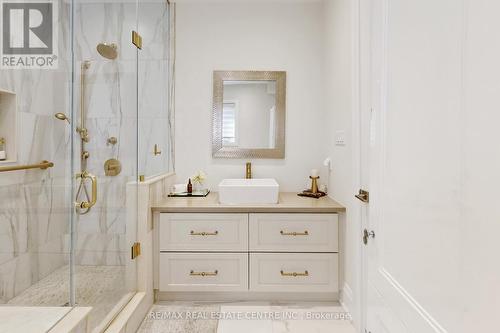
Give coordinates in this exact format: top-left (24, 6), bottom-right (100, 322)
top-left (7, 265), bottom-right (128, 331)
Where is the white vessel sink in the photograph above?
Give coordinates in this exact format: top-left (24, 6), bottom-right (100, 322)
top-left (218, 178), bottom-right (279, 204)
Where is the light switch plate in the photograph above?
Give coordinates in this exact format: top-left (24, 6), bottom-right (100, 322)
top-left (335, 130), bottom-right (346, 146)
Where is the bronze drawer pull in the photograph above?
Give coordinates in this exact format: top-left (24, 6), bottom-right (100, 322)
top-left (190, 230), bottom-right (218, 236)
top-left (280, 270), bottom-right (309, 277)
top-left (280, 230), bottom-right (309, 236)
top-left (190, 270), bottom-right (218, 277)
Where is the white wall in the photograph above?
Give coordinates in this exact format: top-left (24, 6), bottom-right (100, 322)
top-left (462, 0), bottom-right (500, 330)
top-left (174, 0), bottom-right (326, 191)
top-left (322, 0), bottom-right (359, 326)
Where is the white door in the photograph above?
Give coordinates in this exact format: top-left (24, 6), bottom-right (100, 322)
top-left (360, 0), bottom-right (462, 332)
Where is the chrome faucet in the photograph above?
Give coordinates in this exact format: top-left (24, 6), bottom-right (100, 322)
top-left (246, 162), bottom-right (252, 179)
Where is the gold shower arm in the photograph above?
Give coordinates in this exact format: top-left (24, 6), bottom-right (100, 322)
top-left (0, 160), bottom-right (54, 172)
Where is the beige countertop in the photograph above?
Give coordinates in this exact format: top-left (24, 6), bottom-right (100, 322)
top-left (151, 192), bottom-right (346, 213)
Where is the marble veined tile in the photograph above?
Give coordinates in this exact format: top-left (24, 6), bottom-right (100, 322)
top-left (8, 265), bottom-right (128, 331)
top-left (138, 303), bottom-right (220, 333)
top-left (0, 306), bottom-right (71, 333)
top-left (217, 305), bottom-right (273, 333)
top-left (137, 302), bottom-right (356, 333)
top-left (218, 303), bottom-right (356, 333)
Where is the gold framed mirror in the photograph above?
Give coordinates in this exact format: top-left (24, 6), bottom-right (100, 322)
top-left (212, 70), bottom-right (286, 159)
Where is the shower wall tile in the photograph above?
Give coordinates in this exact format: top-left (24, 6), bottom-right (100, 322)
top-left (138, 60), bottom-right (169, 118)
top-left (75, 3), bottom-right (138, 62)
top-left (138, 117), bottom-right (170, 177)
top-left (0, 0), bottom-right (171, 304)
top-left (138, 3), bottom-right (170, 61)
top-left (0, 4), bottom-right (72, 300)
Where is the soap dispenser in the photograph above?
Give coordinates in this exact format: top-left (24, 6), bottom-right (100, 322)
top-left (0, 138), bottom-right (6, 161)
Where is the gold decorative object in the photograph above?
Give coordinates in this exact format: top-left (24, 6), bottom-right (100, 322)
top-left (298, 176), bottom-right (327, 199)
top-left (310, 176), bottom-right (319, 194)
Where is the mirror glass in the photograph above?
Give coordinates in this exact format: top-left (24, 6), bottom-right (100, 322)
top-left (213, 71), bottom-right (286, 159)
top-left (222, 80), bottom-right (277, 149)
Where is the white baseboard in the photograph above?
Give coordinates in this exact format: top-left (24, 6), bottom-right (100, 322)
top-left (340, 283), bottom-right (363, 332)
top-left (340, 283), bottom-right (354, 317)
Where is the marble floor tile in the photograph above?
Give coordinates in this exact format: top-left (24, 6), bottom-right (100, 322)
top-left (137, 302), bottom-right (356, 333)
top-left (138, 302), bottom-right (220, 333)
top-left (7, 265), bottom-right (128, 332)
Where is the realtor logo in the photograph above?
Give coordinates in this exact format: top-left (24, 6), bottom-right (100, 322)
top-left (1, 0), bottom-right (58, 69)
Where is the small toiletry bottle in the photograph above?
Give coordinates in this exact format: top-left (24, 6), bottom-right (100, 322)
top-left (0, 138), bottom-right (6, 161)
top-left (187, 179), bottom-right (193, 194)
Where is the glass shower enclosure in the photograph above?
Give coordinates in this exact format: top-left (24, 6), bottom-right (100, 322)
top-left (0, 0), bottom-right (170, 331)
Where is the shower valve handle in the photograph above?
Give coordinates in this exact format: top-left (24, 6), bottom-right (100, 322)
top-left (75, 171), bottom-right (97, 209)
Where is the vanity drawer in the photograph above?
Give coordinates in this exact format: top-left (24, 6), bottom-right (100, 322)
top-left (159, 253), bottom-right (248, 292)
top-left (249, 253), bottom-right (338, 292)
top-left (159, 213), bottom-right (248, 251)
top-left (249, 214), bottom-right (338, 252)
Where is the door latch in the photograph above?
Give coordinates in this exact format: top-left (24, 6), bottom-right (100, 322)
top-left (363, 229), bottom-right (375, 245)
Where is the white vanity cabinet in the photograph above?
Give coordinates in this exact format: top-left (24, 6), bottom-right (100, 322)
top-left (155, 209), bottom-right (340, 300)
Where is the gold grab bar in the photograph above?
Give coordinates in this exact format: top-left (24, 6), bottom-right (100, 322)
top-left (190, 270), bottom-right (218, 277)
top-left (75, 171), bottom-right (97, 209)
top-left (0, 160), bottom-right (54, 172)
top-left (190, 230), bottom-right (218, 236)
top-left (280, 270), bottom-right (309, 277)
top-left (280, 230), bottom-right (309, 236)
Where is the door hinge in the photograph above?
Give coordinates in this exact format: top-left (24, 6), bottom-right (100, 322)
top-left (131, 242), bottom-right (141, 259)
top-left (355, 189), bottom-right (370, 203)
top-left (132, 31), bottom-right (143, 49)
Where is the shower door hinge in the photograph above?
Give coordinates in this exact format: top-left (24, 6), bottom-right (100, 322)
top-left (132, 31), bottom-right (143, 49)
top-left (131, 242), bottom-right (141, 260)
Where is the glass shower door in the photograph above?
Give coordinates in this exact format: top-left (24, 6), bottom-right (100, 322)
top-left (71, 0), bottom-right (139, 331)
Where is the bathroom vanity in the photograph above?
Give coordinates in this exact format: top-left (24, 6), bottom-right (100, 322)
top-left (151, 192), bottom-right (345, 301)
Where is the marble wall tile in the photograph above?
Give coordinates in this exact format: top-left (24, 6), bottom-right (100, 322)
top-left (0, 0), bottom-right (172, 308)
top-left (0, 0), bottom-right (73, 303)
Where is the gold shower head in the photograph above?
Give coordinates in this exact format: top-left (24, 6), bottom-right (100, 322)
top-left (96, 43), bottom-right (118, 60)
top-left (54, 113), bottom-right (70, 124)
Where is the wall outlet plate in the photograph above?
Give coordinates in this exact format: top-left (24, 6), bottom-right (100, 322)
top-left (335, 130), bottom-right (346, 146)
